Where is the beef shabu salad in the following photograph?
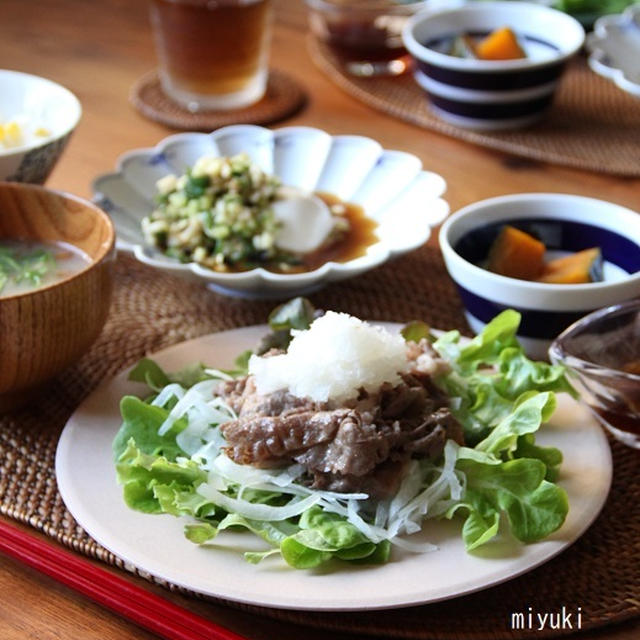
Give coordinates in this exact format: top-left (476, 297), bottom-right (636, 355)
top-left (113, 299), bottom-right (573, 570)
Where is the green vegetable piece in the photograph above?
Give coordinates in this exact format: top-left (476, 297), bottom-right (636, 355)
top-left (128, 358), bottom-right (171, 390)
top-left (457, 309), bottom-right (521, 369)
top-left (299, 506), bottom-right (371, 550)
top-left (168, 362), bottom-right (212, 388)
top-left (255, 329), bottom-right (292, 356)
top-left (128, 358), bottom-right (215, 390)
top-left (435, 309), bottom-right (575, 446)
top-left (554, 0), bottom-right (634, 15)
top-left (185, 522), bottom-right (219, 544)
top-left (218, 513), bottom-right (297, 546)
top-left (349, 539), bottom-right (391, 565)
top-left (268, 297), bottom-right (316, 331)
top-left (278, 507), bottom-right (385, 568)
top-left (280, 530), bottom-right (335, 569)
top-left (0, 245), bottom-right (56, 292)
top-left (457, 456), bottom-right (569, 546)
top-left (461, 506), bottom-right (500, 551)
top-left (221, 349), bottom-right (252, 377)
top-left (255, 297), bottom-right (317, 355)
top-left (515, 433), bottom-right (563, 482)
top-left (121, 479), bottom-right (164, 514)
top-left (334, 542), bottom-right (378, 560)
top-left (496, 348), bottom-right (578, 399)
top-left (185, 174), bottom-right (210, 199)
top-left (154, 484), bottom-right (214, 517)
top-left (244, 549), bottom-right (282, 564)
top-left (115, 439), bottom-right (206, 513)
top-left (113, 396), bottom-right (188, 461)
top-left (475, 392), bottom-right (557, 458)
top-left (401, 320), bottom-right (432, 343)
top-left (280, 535), bottom-right (333, 569)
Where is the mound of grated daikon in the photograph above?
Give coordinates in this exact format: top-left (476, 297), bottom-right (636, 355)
top-left (249, 311), bottom-right (409, 403)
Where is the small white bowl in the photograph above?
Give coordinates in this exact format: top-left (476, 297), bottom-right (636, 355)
top-left (439, 193), bottom-right (640, 359)
top-left (586, 3), bottom-right (640, 99)
top-left (0, 70), bottom-right (82, 183)
top-left (402, 2), bottom-right (584, 130)
top-left (93, 125), bottom-right (449, 299)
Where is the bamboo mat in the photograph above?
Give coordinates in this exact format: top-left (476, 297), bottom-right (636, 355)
top-left (309, 40), bottom-right (640, 177)
top-left (0, 252), bottom-right (638, 639)
top-left (130, 69), bottom-right (307, 131)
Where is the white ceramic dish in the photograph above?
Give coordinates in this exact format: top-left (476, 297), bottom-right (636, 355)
top-left (93, 125), bottom-right (449, 298)
top-left (0, 69), bottom-right (81, 183)
top-left (587, 4), bottom-right (640, 99)
top-left (56, 324), bottom-right (612, 611)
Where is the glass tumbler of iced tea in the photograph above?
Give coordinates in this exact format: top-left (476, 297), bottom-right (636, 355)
top-left (149, 0), bottom-right (272, 111)
top-left (306, 0), bottom-right (429, 77)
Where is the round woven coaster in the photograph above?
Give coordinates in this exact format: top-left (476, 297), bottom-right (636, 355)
top-left (0, 253), bottom-right (638, 639)
top-left (309, 39), bottom-right (640, 178)
top-left (130, 69), bottom-right (307, 131)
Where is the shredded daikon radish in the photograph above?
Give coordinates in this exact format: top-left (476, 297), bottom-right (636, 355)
top-left (203, 368), bottom-right (235, 381)
top-left (375, 500), bottom-right (390, 528)
top-left (388, 460), bottom-right (424, 521)
top-left (158, 379), bottom-right (220, 435)
top-left (151, 383), bottom-right (185, 408)
top-left (346, 500), bottom-right (391, 544)
top-left (149, 377), bottom-right (464, 555)
top-left (211, 454), bottom-right (305, 489)
top-left (196, 484), bottom-right (321, 521)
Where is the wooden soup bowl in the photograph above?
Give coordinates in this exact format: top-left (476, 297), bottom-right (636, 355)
top-left (0, 182), bottom-right (115, 411)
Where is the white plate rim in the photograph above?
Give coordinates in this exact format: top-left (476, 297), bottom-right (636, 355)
top-left (55, 324), bottom-right (613, 611)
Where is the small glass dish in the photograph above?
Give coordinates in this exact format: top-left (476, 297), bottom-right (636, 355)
top-left (306, 0), bottom-right (430, 77)
top-left (549, 299), bottom-right (640, 449)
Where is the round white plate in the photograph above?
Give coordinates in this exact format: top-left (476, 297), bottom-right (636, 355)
top-left (55, 325), bottom-right (612, 611)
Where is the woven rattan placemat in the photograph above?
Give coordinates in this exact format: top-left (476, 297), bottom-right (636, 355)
top-left (1, 252), bottom-right (638, 639)
top-left (309, 40), bottom-right (640, 177)
top-left (130, 69), bottom-right (307, 131)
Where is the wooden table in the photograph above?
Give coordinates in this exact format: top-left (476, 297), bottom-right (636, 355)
top-left (0, 1), bottom-right (638, 638)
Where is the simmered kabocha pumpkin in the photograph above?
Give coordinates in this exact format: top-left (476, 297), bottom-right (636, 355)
top-left (486, 225), bottom-right (603, 284)
top-left (487, 225), bottom-right (546, 280)
top-left (475, 27), bottom-right (526, 61)
top-left (537, 247), bottom-right (603, 284)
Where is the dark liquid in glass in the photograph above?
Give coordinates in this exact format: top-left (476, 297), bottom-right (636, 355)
top-left (150, 0), bottom-right (271, 96)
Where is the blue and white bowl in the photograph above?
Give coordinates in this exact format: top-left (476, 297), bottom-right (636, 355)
top-left (0, 70), bottom-right (81, 184)
top-left (439, 193), bottom-right (640, 359)
top-left (402, 2), bottom-right (585, 130)
top-left (93, 125), bottom-right (449, 299)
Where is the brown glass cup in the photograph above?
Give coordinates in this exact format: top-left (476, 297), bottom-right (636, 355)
top-left (306, 0), bottom-right (429, 77)
top-left (149, 0), bottom-right (272, 112)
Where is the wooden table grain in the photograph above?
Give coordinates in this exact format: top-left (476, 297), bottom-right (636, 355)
top-left (0, 1), bottom-right (638, 639)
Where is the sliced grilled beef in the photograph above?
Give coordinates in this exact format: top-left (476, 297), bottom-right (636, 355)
top-left (218, 376), bottom-right (327, 418)
top-left (220, 409), bottom-right (351, 466)
top-left (215, 348), bottom-right (463, 499)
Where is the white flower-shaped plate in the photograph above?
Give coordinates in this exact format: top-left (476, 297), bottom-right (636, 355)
top-left (586, 3), bottom-right (640, 99)
top-left (93, 125), bottom-right (449, 299)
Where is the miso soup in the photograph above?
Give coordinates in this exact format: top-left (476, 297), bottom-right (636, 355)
top-left (0, 239), bottom-right (91, 298)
